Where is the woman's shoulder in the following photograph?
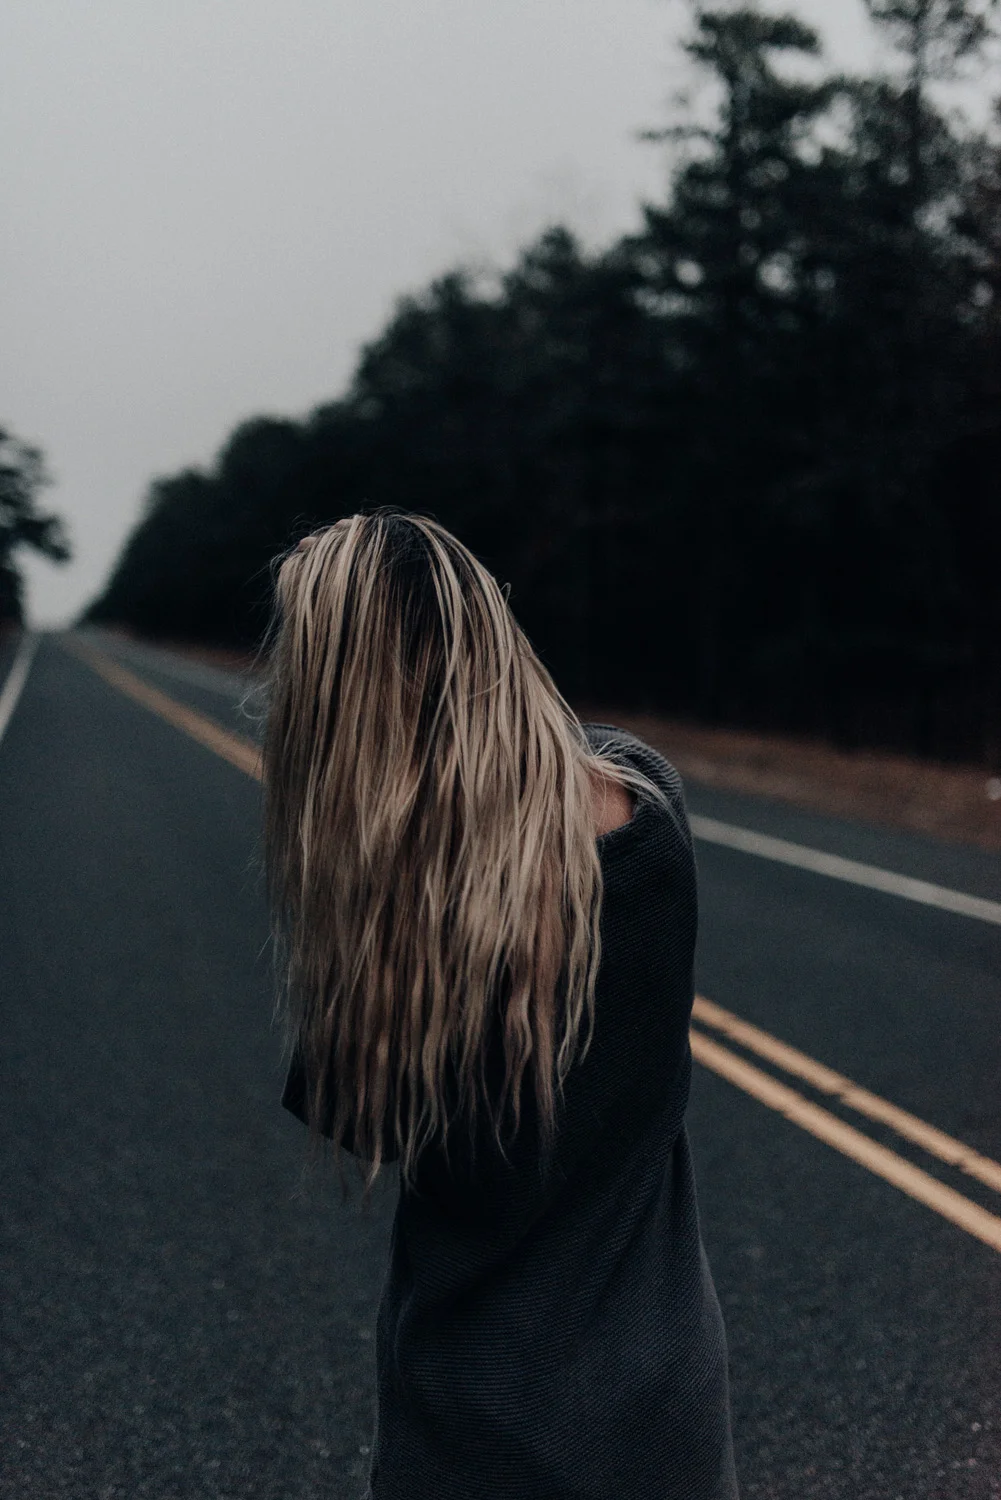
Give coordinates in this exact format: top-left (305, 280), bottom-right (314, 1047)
top-left (581, 721), bottom-right (694, 870)
top-left (588, 763), bottom-right (637, 837)
top-left (582, 721), bottom-right (687, 810)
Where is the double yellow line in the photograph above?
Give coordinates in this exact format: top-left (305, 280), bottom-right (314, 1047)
top-left (68, 637), bottom-right (1001, 1255)
top-left (691, 999), bottom-right (1001, 1252)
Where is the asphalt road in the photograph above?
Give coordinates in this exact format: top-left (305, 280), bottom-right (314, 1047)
top-left (2, 631), bottom-right (999, 1500)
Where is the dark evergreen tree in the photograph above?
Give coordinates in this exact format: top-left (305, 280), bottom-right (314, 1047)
top-left (0, 428), bottom-right (70, 625)
top-left (633, 8), bottom-right (850, 721)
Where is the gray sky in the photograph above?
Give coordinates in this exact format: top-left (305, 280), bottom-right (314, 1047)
top-left (1, 0), bottom-right (985, 626)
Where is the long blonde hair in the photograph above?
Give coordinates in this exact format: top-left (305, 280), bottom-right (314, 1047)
top-left (263, 508), bottom-right (668, 1199)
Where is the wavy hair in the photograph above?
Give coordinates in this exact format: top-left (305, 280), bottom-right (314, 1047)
top-left (262, 508), bottom-right (669, 1198)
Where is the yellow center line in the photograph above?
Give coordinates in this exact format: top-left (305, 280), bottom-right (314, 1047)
top-left (68, 639), bottom-right (262, 782)
top-left (690, 1029), bottom-right (1001, 1255)
top-left (692, 994), bottom-right (1001, 1197)
top-left (67, 636), bottom-right (1001, 1254)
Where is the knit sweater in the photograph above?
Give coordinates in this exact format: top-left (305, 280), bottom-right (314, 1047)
top-left (283, 723), bottom-right (739, 1499)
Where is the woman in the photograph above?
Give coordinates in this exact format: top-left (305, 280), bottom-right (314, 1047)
top-left (264, 509), bottom-right (739, 1499)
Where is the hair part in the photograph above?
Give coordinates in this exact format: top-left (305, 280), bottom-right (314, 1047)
top-left (262, 508), bottom-right (669, 1202)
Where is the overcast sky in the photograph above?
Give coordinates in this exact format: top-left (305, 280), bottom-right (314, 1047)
top-left (2, 0), bottom-right (989, 626)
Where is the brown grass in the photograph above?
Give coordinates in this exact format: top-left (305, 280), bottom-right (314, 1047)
top-left (573, 705), bottom-right (1001, 854)
top-left (101, 626), bottom-right (1001, 854)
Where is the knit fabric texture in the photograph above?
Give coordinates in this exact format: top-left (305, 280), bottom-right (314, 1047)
top-left (283, 723), bottom-right (739, 1499)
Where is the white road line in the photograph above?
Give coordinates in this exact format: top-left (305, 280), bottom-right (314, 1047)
top-left (0, 633), bottom-right (38, 748)
top-left (689, 813), bottom-right (1001, 928)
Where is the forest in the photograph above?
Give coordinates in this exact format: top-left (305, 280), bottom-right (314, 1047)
top-left (86, 3), bottom-right (1001, 766)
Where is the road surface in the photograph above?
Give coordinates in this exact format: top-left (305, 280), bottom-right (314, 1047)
top-left (2, 630), bottom-right (999, 1499)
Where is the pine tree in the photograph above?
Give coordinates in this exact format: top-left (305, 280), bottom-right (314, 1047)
top-left (0, 429), bottom-right (70, 625)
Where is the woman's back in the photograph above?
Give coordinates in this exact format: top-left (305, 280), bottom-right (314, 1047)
top-left (335, 723), bottom-right (738, 1500)
top-left (268, 513), bottom-right (737, 1499)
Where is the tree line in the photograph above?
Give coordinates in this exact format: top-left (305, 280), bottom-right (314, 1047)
top-left (88, 2), bottom-right (1001, 766)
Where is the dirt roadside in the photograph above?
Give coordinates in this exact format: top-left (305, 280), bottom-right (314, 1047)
top-left (118, 633), bottom-right (1001, 855)
top-left (573, 703), bottom-right (1001, 854)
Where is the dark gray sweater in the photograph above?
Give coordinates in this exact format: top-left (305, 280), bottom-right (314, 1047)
top-left (283, 723), bottom-right (738, 1499)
